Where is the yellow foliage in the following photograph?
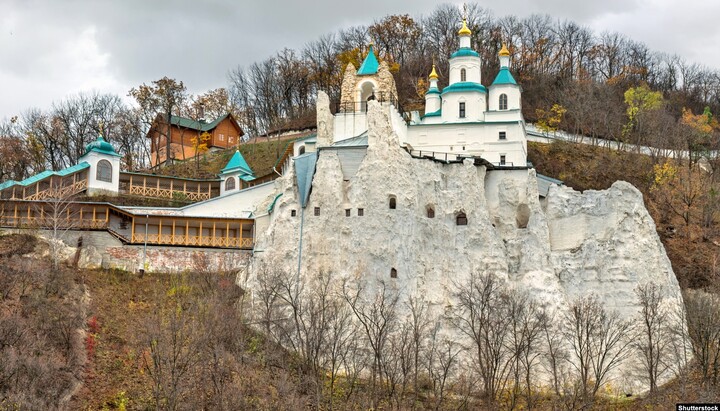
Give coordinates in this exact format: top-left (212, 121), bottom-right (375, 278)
top-left (681, 107), bottom-right (718, 137)
top-left (536, 104), bottom-right (567, 133)
top-left (623, 84), bottom-right (663, 137)
top-left (651, 161), bottom-right (678, 191)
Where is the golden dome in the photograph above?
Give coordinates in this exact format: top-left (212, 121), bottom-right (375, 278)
top-left (499, 44), bottom-right (510, 56)
top-left (429, 64), bottom-right (439, 80)
top-left (458, 19), bottom-right (472, 36)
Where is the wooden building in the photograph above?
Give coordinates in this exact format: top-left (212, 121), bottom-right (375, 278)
top-left (148, 113), bottom-right (244, 167)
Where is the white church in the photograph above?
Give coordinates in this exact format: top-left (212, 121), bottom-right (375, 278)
top-left (328, 19), bottom-right (526, 168)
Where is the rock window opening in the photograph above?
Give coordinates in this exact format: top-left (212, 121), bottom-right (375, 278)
top-left (499, 131), bottom-right (506, 140)
top-left (291, 209), bottom-right (297, 217)
top-left (390, 268), bottom-right (397, 279)
top-left (427, 206), bottom-right (435, 218)
top-left (456, 212), bottom-right (468, 226)
top-left (97, 159), bottom-right (112, 182)
top-left (389, 196), bottom-right (396, 209)
top-left (499, 94), bottom-right (508, 110)
top-left (358, 208), bottom-right (364, 216)
top-left (459, 102), bottom-right (466, 118)
top-left (345, 209), bottom-right (351, 217)
top-left (314, 207), bottom-right (320, 216)
top-left (225, 177), bottom-right (236, 191)
top-left (460, 68), bottom-right (466, 82)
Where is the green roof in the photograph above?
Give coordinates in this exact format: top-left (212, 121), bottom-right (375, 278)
top-left (425, 87), bottom-right (440, 95)
top-left (83, 135), bottom-right (121, 157)
top-left (441, 82), bottom-right (487, 95)
top-left (0, 162), bottom-right (90, 191)
top-left (422, 109), bottom-right (442, 118)
top-left (267, 193), bottom-right (283, 213)
top-left (357, 45), bottom-right (379, 75)
top-left (170, 113), bottom-right (230, 132)
top-left (491, 67), bottom-right (518, 86)
top-left (220, 150), bottom-right (254, 177)
top-left (450, 48), bottom-right (480, 58)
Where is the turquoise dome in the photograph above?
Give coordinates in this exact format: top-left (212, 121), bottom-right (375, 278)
top-left (84, 135), bottom-right (120, 157)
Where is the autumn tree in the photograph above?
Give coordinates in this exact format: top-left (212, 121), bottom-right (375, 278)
top-left (129, 77), bottom-right (188, 166)
top-left (190, 131), bottom-right (212, 173)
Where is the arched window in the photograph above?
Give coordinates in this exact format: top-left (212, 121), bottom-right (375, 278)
top-left (456, 212), bottom-right (468, 226)
top-left (299, 145), bottom-right (306, 155)
top-left (426, 205), bottom-right (435, 218)
top-left (389, 196), bottom-right (397, 209)
top-left (459, 102), bottom-right (466, 118)
top-left (225, 177), bottom-right (236, 191)
top-left (460, 68), bottom-right (466, 82)
top-left (499, 94), bottom-right (508, 110)
top-left (96, 159), bottom-right (112, 182)
top-left (390, 268), bottom-right (398, 279)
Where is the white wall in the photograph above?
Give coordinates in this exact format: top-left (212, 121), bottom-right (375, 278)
top-left (448, 56), bottom-right (482, 84)
top-left (488, 85), bottom-right (521, 111)
top-left (334, 112), bottom-right (368, 142)
top-left (80, 151), bottom-right (120, 195)
top-left (182, 182), bottom-right (276, 218)
top-left (441, 92), bottom-right (486, 123)
top-left (406, 122), bottom-right (527, 166)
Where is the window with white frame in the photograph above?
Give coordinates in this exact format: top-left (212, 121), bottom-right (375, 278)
top-left (97, 160), bottom-right (112, 182)
top-left (499, 94), bottom-right (508, 110)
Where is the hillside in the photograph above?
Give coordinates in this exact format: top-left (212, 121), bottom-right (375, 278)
top-left (155, 135), bottom-right (304, 180)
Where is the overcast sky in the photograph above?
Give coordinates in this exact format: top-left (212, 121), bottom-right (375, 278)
top-left (2, 0), bottom-right (719, 121)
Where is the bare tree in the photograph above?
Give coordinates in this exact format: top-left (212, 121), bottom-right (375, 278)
top-left (684, 289), bottom-right (720, 385)
top-left (342, 276), bottom-right (401, 409)
top-left (634, 282), bottom-right (672, 393)
top-left (452, 271), bottom-right (514, 407)
top-left (563, 295), bottom-right (634, 402)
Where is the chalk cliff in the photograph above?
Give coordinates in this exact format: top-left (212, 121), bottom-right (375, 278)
top-left (250, 99), bottom-right (685, 393)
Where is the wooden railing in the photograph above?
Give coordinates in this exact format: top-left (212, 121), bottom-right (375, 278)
top-left (0, 216), bottom-right (107, 230)
top-left (127, 185), bottom-right (211, 202)
top-left (24, 180), bottom-right (88, 201)
top-left (131, 233), bottom-right (253, 249)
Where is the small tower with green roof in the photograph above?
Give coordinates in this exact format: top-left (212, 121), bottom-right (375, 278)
top-left (219, 150), bottom-right (255, 195)
top-left (339, 44), bottom-right (398, 113)
top-left (79, 134), bottom-right (122, 195)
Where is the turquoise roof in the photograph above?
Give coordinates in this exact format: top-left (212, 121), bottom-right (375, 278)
top-left (441, 82), bottom-right (487, 95)
top-left (425, 87), bottom-right (440, 95)
top-left (295, 152), bottom-right (318, 208)
top-left (450, 48), bottom-right (480, 58)
top-left (357, 45), bottom-right (379, 75)
top-left (0, 162), bottom-right (90, 191)
top-left (169, 113), bottom-right (232, 132)
top-left (491, 67), bottom-right (518, 85)
top-left (422, 109), bottom-right (442, 118)
top-left (267, 193), bottom-right (283, 213)
top-left (220, 150), bottom-right (254, 177)
top-left (83, 135), bottom-right (121, 157)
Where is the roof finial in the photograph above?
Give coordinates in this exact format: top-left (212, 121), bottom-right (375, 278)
top-left (499, 43), bottom-right (510, 57)
top-left (429, 64), bottom-right (439, 80)
top-left (458, 5), bottom-right (472, 37)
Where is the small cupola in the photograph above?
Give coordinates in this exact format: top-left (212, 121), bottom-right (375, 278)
top-left (219, 150), bottom-right (255, 195)
top-left (80, 133), bottom-right (122, 195)
top-left (491, 45), bottom-right (518, 87)
top-left (357, 44), bottom-right (380, 76)
top-left (424, 64), bottom-right (442, 117)
top-left (458, 19), bottom-right (472, 49)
